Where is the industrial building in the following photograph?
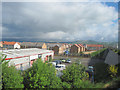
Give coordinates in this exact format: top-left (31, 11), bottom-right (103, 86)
top-left (2, 48), bottom-right (54, 71)
top-left (85, 44), bottom-right (104, 51)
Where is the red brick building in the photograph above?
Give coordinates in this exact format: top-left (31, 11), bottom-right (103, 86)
top-left (86, 44), bottom-right (104, 51)
top-left (70, 44), bottom-right (85, 54)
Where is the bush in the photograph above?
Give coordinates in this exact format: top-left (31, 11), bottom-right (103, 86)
top-left (2, 55), bottom-right (24, 88)
top-left (61, 63), bottom-right (88, 88)
top-left (93, 62), bottom-right (111, 83)
top-left (108, 65), bottom-right (118, 78)
top-left (23, 59), bottom-right (62, 88)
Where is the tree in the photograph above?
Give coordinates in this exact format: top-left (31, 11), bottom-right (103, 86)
top-left (61, 63), bottom-right (89, 88)
top-left (2, 55), bottom-right (24, 88)
top-left (23, 59), bottom-right (62, 88)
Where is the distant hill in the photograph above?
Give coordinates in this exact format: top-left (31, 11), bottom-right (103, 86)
top-left (72, 40), bottom-right (99, 44)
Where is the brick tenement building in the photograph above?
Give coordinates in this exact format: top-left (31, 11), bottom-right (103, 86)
top-left (53, 44), bottom-right (66, 55)
top-left (78, 44), bottom-right (86, 52)
top-left (70, 44), bottom-right (80, 54)
top-left (70, 44), bottom-right (86, 54)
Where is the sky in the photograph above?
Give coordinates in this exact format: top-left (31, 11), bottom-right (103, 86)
top-left (2, 1), bottom-right (118, 42)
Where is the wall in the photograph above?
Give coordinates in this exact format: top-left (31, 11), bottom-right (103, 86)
top-left (42, 43), bottom-right (47, 49)
top-left (3, 45), bottom-right (14, 49)
top-left (70, 45), bottom-right (79, 53)
top-left (59, 45), bottom-right (66, 54)
top-left (0, 42), bottom-right (3, 47)
top-left (14, 43), bottom-right (20, 49)
top-left (53, 46), bottom-right (59, 54)
top-left (7, 51), bottom-right (54, 71)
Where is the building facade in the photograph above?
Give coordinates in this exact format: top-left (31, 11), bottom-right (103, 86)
top-left (53, 44), bottom-right (66, 55)
top-left (70, 44), bottom-right (80, 53)
top-left (86, 44), bottom-right (104, 51)
top-left (70, 44), bottom-right (85, 54)
top-left (2, 48), bottom-right (54, 71)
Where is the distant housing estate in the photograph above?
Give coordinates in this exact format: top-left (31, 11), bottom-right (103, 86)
top-left (0, 41), bottom-right (20, 49)
top-left (1, 41), bottom-right (104, 55)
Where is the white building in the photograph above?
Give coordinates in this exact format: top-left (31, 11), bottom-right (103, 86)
top-left (2, 48), bottom-right (54, 70)
top-left (0, 41), bottom-right (20, 49)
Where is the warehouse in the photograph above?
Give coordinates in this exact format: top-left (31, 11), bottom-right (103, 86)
top-left (2, 48), bottom-right (54, 70)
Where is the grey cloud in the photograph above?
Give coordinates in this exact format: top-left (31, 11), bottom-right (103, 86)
top-left (2, 2), bottom-right (118, 42)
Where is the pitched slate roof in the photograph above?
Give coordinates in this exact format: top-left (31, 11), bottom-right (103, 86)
top-left (74, 44), bottom-right (80, 48)
top-left (78, 44), bottom-right (84, 47)
top-left (46, 43), bottom-right (64, 48)
top-left (46, 43), bottom-right (57, 47)
top-left (21, 42), bottom-right (45, 47)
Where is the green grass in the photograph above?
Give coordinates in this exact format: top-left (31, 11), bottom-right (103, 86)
top-left (90, 48), bottom-right (107, 57)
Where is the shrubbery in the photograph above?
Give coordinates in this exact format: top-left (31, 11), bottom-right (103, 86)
top-left (23, 59), bottom-right (62, 88)
top-left (93, 62), bottom-right (119, 84)
top-left (2, 54), bottom-right (119, 88)
top-left (2, 55), bottom-right (24, 88)
top-left (61, 63), bottom-right (95, 88)
top-left (93, 62), bottom-right (111, 83)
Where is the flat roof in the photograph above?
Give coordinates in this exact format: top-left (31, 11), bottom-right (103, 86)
top-left (2, 48), bottom-right (53, 60)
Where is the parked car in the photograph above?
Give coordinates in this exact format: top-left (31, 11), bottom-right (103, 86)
top-left (60, 58), bottom-right (66, 62)
top-left (53, 60), bottom-right (62, 65)
top-left (48, 62), bottom-right (56, 66)
top-left (65, 59), bottom-right (71, 63)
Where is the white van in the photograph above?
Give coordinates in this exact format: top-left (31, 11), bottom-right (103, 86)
top-left (55, 64), bottom-right (66, 71)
